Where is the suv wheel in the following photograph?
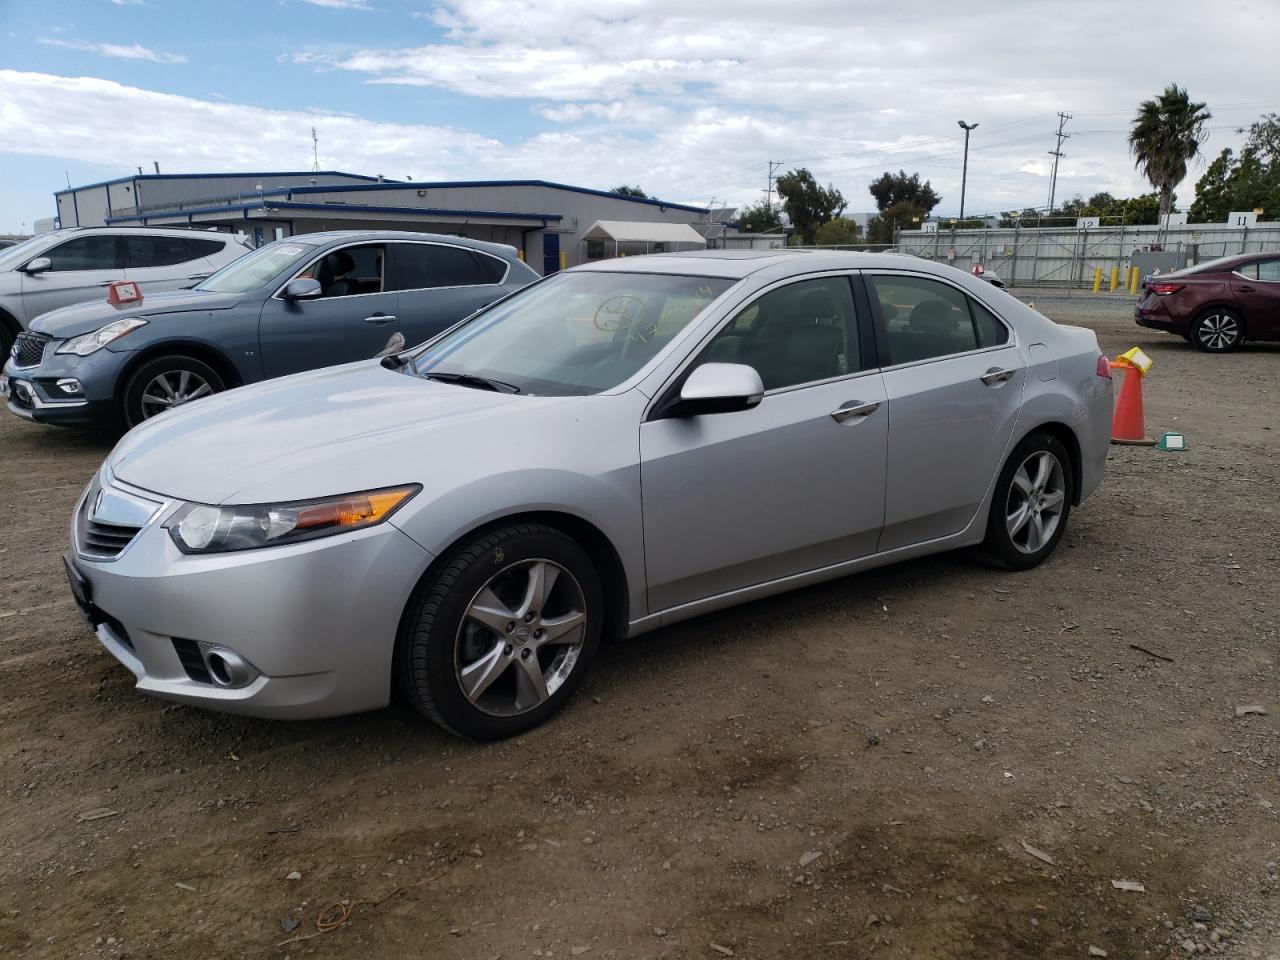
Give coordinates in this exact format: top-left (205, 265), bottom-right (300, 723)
top-left (396, 523), bottom-right (603, 740)
top-left (121, 355), bottom-right (225, 428)
top-left (1191, 309), bottom-right (1244, 352)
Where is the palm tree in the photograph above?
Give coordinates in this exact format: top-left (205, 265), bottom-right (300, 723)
top-left (1129, 84), bottom-right (1212, 222)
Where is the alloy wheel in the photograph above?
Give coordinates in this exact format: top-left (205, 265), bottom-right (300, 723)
top-left (1196, 313), bottom-right (1240, 351)
top-left (454, 559), bottom-right (587, 717)
top-left (1005, 450), bottom-right (1066, 555)
top-left (140, 369), bottom-right (213, 418)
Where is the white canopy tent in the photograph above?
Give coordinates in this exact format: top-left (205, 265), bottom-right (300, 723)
top-left (582, 219), bottom-right (707, 260)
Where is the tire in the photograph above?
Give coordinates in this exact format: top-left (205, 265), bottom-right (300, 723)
top-left (395, 523), bottom-right (604, 740)
top-left (980, 431), bottom-right (1074, 571)
top-left (121, 355), bottom-right (225, 428)
top-left (1190, 308), bottom-right (1244, 353)
top-left (0, 316), bottom-right (17, 362)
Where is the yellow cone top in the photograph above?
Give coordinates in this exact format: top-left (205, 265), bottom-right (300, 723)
top-left (1118, 346), bottom-right (1153, 376)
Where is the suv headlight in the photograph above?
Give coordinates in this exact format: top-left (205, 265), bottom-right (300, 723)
top-left (164, 485), bottom-right (420, 554)
top-left (56, 317), bottom-right (149, 356)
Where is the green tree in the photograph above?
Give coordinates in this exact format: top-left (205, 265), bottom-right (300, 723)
top-left (611, 185), bottom-right (648, 198)
top-left (1189, 114), bottom-right (1280, 223)
top-left (812, 217), bottom-right (862, 246)
top-left (1128, 84), bottom-right (1211, 220)
top-left (734, 198), bottom-right (782, 233)
top-left (775, 168), bottom-right (846, 244)
top-left (866, 200), bottom-right (927, 244)
top-left (868, 170), bottom-right (941, 213)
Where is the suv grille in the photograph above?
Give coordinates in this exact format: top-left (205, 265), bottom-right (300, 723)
top-left (76, 493), bottom-right (144, 560)
top-left (11, 332), bottom-right (50, 368)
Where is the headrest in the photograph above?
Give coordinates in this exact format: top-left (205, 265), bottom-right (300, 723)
top-left (325, 251), bottom-right (356, 275)
top-left (908, 300), bottom-right (956, 335)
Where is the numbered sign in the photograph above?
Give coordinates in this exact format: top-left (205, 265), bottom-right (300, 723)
top-left (106, 281), bottom-right (143, 306)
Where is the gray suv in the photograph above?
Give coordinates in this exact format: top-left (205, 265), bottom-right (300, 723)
top-left (0, 227), bottom-right (249, 357)
top-left (3, 231), bottom-right (538, 428)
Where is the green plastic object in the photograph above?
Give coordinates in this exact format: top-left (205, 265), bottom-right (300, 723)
top-left (1157, 431), bottom-right (1187, 451)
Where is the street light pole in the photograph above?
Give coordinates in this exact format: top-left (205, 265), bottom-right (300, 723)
top-left (957, 120), bottom-right (979, 223)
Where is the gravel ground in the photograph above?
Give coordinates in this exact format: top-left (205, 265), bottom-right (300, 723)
top-left (1, 296), bottom-right (1277, 960)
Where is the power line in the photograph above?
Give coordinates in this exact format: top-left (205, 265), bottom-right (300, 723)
top-left (1047, 112), bottom-right (1071, 212)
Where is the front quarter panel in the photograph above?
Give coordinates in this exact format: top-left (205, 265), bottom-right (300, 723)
top-left (106, 307), bottom-right (264, 384)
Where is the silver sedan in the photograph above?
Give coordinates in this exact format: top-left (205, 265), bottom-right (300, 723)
top-left (66, 251), bottom-right (1113, 739)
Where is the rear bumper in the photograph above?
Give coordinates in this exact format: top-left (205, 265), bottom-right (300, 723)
top-left (1133, 302), bottom-right (1185, 334)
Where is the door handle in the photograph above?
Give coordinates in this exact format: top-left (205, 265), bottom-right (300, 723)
top-left (1238, 284), bottom-right (1255, 292)
top-left (830, 400), bottom-right (881, 423)
top-left (97, 280), bottom-right (117, 287)
top-left (980, 368), bottom-right (1016, 386)
top-left (186, 273), bottom-right (211, 281)
top-left (363, 314), bottom-right (397, 325)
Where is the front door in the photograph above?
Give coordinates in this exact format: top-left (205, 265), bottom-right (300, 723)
top-left (257, 243), bottom-right (402, 378)
top-left (20, 233), bottom-right (128, 320)
top-left (865, 272), bottom-right (1026, 551)
top-left (640, 274), bottom-right (887, 613)
top-left (1231, 258), bottom-right (1280, 339)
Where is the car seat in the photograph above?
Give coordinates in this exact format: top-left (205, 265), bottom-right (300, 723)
top-left (897, 300), bottom-right (963, 363)
top-left (317, 251), bottom-right (358, 297)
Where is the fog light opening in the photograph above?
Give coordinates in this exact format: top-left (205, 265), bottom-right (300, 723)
top-left (56, 378), bottom-right (84, 395)
top-left (203, 647), bottom-right (253, 687)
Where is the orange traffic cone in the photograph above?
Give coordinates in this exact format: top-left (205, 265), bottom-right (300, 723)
top-left (1109, 361), bottom-right (1155, 445)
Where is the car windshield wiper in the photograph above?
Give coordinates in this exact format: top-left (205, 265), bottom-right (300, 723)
top-left (423, 370), bottom-right (520, 394)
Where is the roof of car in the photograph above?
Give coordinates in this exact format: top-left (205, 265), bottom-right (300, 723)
top-left (572, 249), bottom-right (931, 280)
top-left (274, 229), bottom-right (520, 256)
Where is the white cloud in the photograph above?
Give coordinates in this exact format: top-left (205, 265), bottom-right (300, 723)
top-left (38, 38), bottom-right (186, 64)
top-left (110, 0), bottom-right (152, 6)
top-left (295, 0), bottom-right (373, 9)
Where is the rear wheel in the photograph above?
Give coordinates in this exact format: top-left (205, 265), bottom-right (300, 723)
top-left (0, 314), bottom-right (17, 362)
top-left (1191, 308), bottom-right (1244, 352)
top-left (396, 523), bottom-right (603, 740)
top-left (121, 355), bottom-right (224, 428)
top-left (981, 431), bottom-right (1073, 571)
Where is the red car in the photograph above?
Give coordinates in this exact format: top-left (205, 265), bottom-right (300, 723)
top-left (1135, 252), bottom-right (1280, 352)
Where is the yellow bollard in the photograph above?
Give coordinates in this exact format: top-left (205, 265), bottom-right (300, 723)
top-left (1092, 267), bottom-right (1102, 293)
top-left (559, 251), bottom-right (567, 271)
top-left (517, 249), bottom-right (525, 262)
top-left (1129, 266), bottom-right (1140, 294)
top-left (1109, 266), bottom-right (1119, 292)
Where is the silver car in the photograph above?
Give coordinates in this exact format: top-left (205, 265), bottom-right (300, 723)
top-left (0, 227), bottom-right (249, 357)
top-left (66, 251), bottom-right (1113, 739)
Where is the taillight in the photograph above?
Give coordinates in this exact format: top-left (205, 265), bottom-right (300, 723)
top-left (1096, 355), bottom-right (1112, 379)
top-left (1147, 282), bottom-right (1183, 295)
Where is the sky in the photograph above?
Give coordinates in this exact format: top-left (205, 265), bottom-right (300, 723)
top-left (1, 0), bottom-right (1279, 234)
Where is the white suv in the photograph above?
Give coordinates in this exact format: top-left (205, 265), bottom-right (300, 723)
top-left (0, 227), bottom-right (250, 357)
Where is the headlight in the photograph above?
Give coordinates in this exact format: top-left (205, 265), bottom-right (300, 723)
top-left (55, 317), bottom-right (148, 356)
top-left (164, 485), bottom-right (420, 554)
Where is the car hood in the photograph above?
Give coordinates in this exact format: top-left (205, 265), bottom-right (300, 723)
top-left (108, 361), bottom-right (579, 505)
top-left (30, 289), bottom-right (244, 338)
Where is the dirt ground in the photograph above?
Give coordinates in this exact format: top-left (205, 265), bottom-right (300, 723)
top-left (2, 295), bottom-right (1277, 960)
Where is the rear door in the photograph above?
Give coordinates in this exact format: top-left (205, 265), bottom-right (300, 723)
top-left (387, 241), bottom-right (510, 347)
top-left (122, 234), bottom-right (221, 295)
top-left (866, 271), bottom-right (1026, 552)
top-left (1231, 258), bottom-right (1280, 339)
top-left (20, 233), bottom-right (127, 319)
top-left (640, 273), bottom-right (887, 612)
top-left (257, 242), bottom-right (402, 378)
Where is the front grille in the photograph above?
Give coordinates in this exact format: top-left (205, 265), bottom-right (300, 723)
top-left (11, 332), bottom-right (50, 368)
top-left (76, 495), bottom-right (144, 560)
top-left (173, 639), bottom-right (212, 684)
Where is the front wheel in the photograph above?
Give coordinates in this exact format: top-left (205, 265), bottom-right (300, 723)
top-left (1190, 308), bottom-right (1244, 352)
top-left (981, 432), bottom-right (1073, 571)
top-left (396, 523), bottom-right (604, 740)
top-left (121, 355), bottom-right (225, 428)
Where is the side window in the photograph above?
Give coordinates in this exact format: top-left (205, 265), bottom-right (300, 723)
top-left (124, 235), bottom-right (194, 268)
top-left (1236, 262), bottom-right (1259, 280)
top-left (970, 299), bottom-right (1010, 347)
top-left (390, 243), bottom-right (483, 290)
top-left (695, 277), bottom-right (860, 391)
top-left (472, 251), bottom-right (507, 284)
top-left (1257, 260), bottom-right (1280, 282)
top-left (187, 237), bottom-right (228, 259)
top-left (298, 245), bottom-right (385, 297)
top-left (869, 275), bottom-right (979, 365)
top-left (45, 235), bottom-right (124, 272)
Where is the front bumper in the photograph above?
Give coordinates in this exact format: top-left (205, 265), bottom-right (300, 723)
top-left (68, 474), bottom-right (434, 719)
top-left (3, 346), bottom-right (124, 427)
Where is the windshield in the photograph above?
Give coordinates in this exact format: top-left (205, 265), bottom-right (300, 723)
top-left (0, 231), bottom-right (69, 272)
top-left (413, 271), bottom-right (736, 396)
top-left (196, 240), bottom-right (317, 294)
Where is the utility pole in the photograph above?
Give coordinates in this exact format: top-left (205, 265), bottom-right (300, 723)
top-left (957, 121), bottom-right (979, 223)
top-left (1047, 112), bottom-right (1072, 213)
top-left (764, 160), bottom-right (783, 228)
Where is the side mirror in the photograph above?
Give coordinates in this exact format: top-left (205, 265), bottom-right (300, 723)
top-left (23, 257), bottom-right (51, 275)
top-left (671, 363), bottom-right (764, 417)
top-left (282, 278), bottom-right (322, 301)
